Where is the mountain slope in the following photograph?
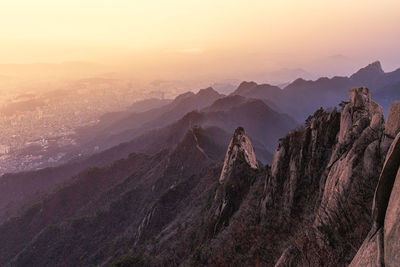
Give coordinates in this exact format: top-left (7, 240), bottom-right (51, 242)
top-left (0, 126), bottom-right (227, 266)
top-left (1, 86), bottom-right (398, 266)
top-left (0, 95), bottom-right (295, 223)
top-left (76, 87), bottom-right (224, 153)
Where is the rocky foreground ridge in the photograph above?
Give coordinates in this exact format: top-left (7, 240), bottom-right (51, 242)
top-left (270, 87), bottom-right (399, 266)
top-left (350, 131), bottom-right (400, 266)
top-left (0, 87), bottom-right (399, 266)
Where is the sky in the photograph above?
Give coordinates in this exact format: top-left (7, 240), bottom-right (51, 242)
top-left (0, 0), bottom-right (400, 80)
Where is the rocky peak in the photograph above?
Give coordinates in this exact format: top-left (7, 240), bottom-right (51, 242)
top-left (349, 86), bottom-right (371, 108)
top-left (369, 60), bottom-right (384, 72)
top-left (196, 87), bottom-right (221, 98)
top-left (338, 87), bottom-right (384, 144)
top-left (232, 81), bottom-right (258, 95)
top-left (270, 87), bottom-right (387, 266)
top-left (263, 107), bottom-right (341, 222)
top-left (350, 61), bottom-right (384, 84)
top-left (311, 87), bottom-right (385, 256)
top-left (219, 127), bottom-right (258, 184)
top-left (208, 127), bottom-right (259, 235)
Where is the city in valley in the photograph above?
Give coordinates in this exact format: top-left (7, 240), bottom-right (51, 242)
top-left (0, 75), bottom-right (199, 175)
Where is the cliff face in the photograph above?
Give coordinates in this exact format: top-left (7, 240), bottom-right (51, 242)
top-left (269, 87), bottom-right (396, 266)
top-left (350, 132), bottom-right (400, 266)
top-left (212, 127), bottom-right (259, 234)
top-left (219, 126), bottom-right (258, 184)
top-left (315, 87), bottom-right (384, 231)
top-left (0, 86), bottom-right (398, 266)
top-left (262, 107), bottom-right (341, 224)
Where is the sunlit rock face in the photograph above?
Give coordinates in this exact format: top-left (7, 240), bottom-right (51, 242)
top-left (316, 87), bottom-right (384, 227)
top-left (212, 127), bottom-right (258, 234)
top-left (219, 126), bottom-right (258, 184)
top-left (271, 87), bottom-right (390, 266)
top-left (385, 101), bottom-right (400, 139)
top-left (338, 87), bottom-right (383, 144)
top-left (379, 101), bottom-right (400, 169)
top-left (263, 107), bottom-right (341, 222)
top-left (350, 132), bottom-right (400, 267)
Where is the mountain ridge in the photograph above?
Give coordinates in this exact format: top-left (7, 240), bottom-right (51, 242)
top-left (231, 61), bottom-right (400, 120)
top-left (1, 87), bottom-right (398, 266)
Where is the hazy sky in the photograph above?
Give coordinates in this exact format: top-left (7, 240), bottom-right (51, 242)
top-left (1, 0), bottom-right (400, 79)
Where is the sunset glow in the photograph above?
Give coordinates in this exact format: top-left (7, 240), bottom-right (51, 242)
top-left (1, 0), bottom-right (399, 73)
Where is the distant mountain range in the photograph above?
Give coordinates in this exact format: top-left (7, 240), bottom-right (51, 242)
top-left (75, 87), bottom-right (295, 159)
top-left (0, 88), bottom-right (296, 224)
top-left (0, 87), bottom-right (398, 266)
top-left (0, 61), bottom-right (399, 266)
top-left (232, 61), bottom-right (400, 120)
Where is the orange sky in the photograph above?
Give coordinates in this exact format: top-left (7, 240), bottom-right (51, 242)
top-left (0, 0), bottom-right (400, 78)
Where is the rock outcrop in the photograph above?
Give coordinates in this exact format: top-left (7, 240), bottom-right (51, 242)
top-left (212, 127), bottom-right (258, 234)
top-left (1, 83), bottom-right (398, 266)
top-left (262, 107), bottom-right (341, 223)
top-left (381, 101), bottom-right (400, 155)
top-left (219, 126), bottom-right (258, 184)
top-left (271, 87), bottom-right (389, 266)
top-left (316, 87), bottom-right (384, 227)
top-left (350, 132), bottom-right (400, 266)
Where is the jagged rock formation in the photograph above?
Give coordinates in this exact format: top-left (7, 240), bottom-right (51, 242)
top-left (350, 61), bottom-right (385, 86)
top-left (212, 127), bottom-right (259, 234)
top-left (261, 107), bottom-right (343, 266)
top-left (262, 107), bottom-right (341, 224)
top-left (219, 126), bottom-right (258, 184)
top-left (0, 94), bottom-right (296, 224)
top-left (316, 87), bottom-right (384, 227)
top-left (0, 85), bottom-right (398, 266)
top-left (271, 87), bottom-right (390, 266)
top-left (350, 132), bottom-right (400, 266)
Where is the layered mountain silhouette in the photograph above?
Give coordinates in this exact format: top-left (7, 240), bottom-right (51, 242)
top-left (73, 86), bottom-right (295, 161)
top-left (0, 86), bottom-right (399, 266)
top-left (232, 61), bottom-right (400, 120)
top-left (0, 91), bottom-right (295, 225)
top-left (75, 87), bottom-right (224, 152)
top-left (0, 62), bottom-right (399, 266)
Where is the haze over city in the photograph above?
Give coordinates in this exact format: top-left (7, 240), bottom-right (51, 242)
top-left (0, 1), bottom-right (400, 266)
